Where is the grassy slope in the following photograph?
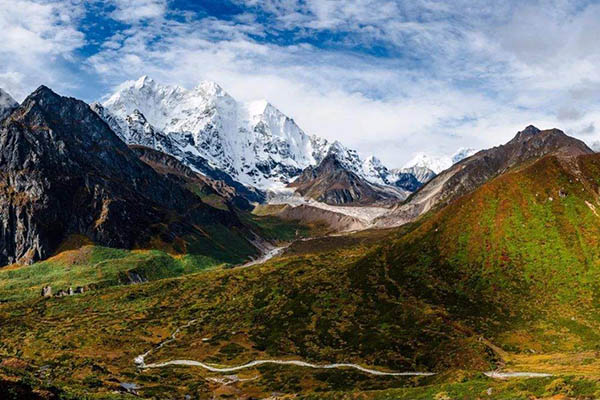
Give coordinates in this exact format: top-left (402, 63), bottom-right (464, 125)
top-left (0, 210), bottom-right (321, 304)
top-left (368, 154), bottom-right (600, 354)
top-left (3, 154), bottom-right (600, 398)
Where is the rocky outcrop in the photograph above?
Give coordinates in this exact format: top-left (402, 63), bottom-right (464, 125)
top-left (289, 154), bottom-right (406, 205)
top-left (41, 286), bottom-right (52, 297)
top-left (0, 86), bottom-right (254, 266)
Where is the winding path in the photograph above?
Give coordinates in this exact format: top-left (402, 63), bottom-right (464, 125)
top-left (133, 238), bottom-right (550, 380)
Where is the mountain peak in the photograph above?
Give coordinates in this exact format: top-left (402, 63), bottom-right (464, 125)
top-left (519, 125), bottom-right (541, 135)
top-left (135, 75), bottom-right (156, 89)
top-left (194, 80), bottom-right (226, 97)
top-left (29, 85), bottom-right (59, 100)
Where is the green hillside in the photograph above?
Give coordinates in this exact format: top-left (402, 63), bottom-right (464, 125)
top-left (3, 154), bottom-right (600, 398)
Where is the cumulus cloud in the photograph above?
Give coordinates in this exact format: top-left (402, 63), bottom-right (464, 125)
top-left (3, 0), bottom-right (600, 165)
top-left (0, 0), bottom-right (85, 100)
top-left (108, 0), bottom-right (167, 23)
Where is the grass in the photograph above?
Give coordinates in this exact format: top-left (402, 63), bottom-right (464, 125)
top-left (4, 154), bottom-right (600, 398)
top-left (0, 245), bottom-right (221, 303)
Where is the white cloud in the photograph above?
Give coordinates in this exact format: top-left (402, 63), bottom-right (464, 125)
top-left (0, 0), bottom-right (85, 100)
top-left (4, 0), bottom-right (600, 166)
top-left (108, 0), bottom-right (167, 23)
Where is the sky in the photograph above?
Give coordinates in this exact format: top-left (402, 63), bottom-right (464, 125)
top-left (1, 0), bottom-right (600, 167)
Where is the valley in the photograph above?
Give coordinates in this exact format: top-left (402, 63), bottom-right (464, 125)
top-left (2, 83), bottom-right (600, 399)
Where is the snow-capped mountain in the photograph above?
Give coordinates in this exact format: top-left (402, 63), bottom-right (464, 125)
top-left (404, 147), bottom-right (477, 174)
top-left (95, 76), bottom-right (368, 191)
top-left (360, 156), bottom-right (432, 191)
top-left (0, 89), bottom-right (18, 121)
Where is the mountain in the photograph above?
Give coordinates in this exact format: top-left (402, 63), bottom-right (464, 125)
top-left (95, 76), bottom-right (336, 190)
top-left (404, 147), bottom-right (477, 174)
top-left (361, 155), bottom-right (432, 191)
top-left (348, 149), bottom-right (600, 376)
top-left (288, 154), bottom-right (407, 205)
top-left (94, 77), bottom-right (428, 201)
top-left (0, 88), bottom-right (18, 121)
top-left (0, 86), bottom-right (259, 266)
top-left (394, 165), bottom-right (436, 185)
top-left (378, 125), bottom-right (593, 227)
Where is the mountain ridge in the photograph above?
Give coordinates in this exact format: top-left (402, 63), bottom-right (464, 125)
top-left (93, 77), bottom-right (438, 200)
top-left (377, 125), bottom-right (593, 227)
top-left (288, 153), bottom-right (407, 205)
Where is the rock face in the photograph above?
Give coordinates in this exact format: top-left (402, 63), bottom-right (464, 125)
top-left (130, 144), bottom-right (252, 210)
top-left (0, 86), bottom-right (251, 266)
top-left (289, 154), bottom-right (406, 205)
top-left (378, 126), bottom-right (594, 227)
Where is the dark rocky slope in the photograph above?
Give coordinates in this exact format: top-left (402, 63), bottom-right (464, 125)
top-left (0, 86), bottom-right (256, 266)
top-left (130, 145), bottom-right (251, 210)
top-left (289, 154), bottom-right (403, 205)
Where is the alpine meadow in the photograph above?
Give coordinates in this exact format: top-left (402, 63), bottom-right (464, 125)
top-left (3, 1), bottom-right (600, 399)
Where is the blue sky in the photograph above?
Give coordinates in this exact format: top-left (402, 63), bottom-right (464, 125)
top-left (1, 0), bottom-right (600, 166)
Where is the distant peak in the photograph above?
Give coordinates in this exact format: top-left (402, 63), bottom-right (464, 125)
top-left (25, 85), bottom-right (61, 103)
top-left (195, 80), bottom-right (225, 96)
top-left (519, 125), bottom-right (541, 135)
top-left (0, 88), bottom-right (18, 106)
top-left (0, 87), bottom-right (18, 119)
top-left (135, 75), bottom-right (155, 88)
top-left (365, 155), bottom-right (383, 165)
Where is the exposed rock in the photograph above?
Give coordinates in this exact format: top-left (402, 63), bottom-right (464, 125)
top-left (0, 86), bottom-right (256, 266)
top-left (289, 154), bottom-right (406, 205)
top-left (41, 286), bottom-right (52, 297)
top-left (130, 145), bottom-right (252, 210)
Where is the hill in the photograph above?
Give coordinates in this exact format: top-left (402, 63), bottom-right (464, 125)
top-left (378, 125), bottom-right (593, 226)
top-left (289, 154), bottom-right (406, 205)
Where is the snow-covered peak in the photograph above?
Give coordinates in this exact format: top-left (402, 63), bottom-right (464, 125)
top-left (134, 75), bottom-right (155, 89)
top-left (361, 155), bottom-right (389, 185)
top-left (404, 147), bottom-right (478, 174)
top-left (0, 88), bottom-right (18, 120)
top-left (96, 76), bottom-right (431, 198)
top-left (100, 76), bottom-right (330, 189)
top-left (404, 152), bottom-right (452, 174)
top-left (194, 80), bottom-right (227, 98)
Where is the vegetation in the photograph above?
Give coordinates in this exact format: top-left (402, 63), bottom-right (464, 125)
top-left (3, 154), bottom-right (600, 398)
